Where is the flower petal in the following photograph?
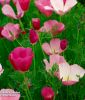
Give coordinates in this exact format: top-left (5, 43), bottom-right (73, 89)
top-left (2, 4), bottom-right (17, 19)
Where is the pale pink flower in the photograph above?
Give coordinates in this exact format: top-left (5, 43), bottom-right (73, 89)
top-left (1, 23), bottom-right (20, 41)
top-left (0, 89), bottom-right (20, 100)
top-left (44, 54), bottom-right (66, 72)
top-left (0, 64), bottom-right (4, 76)
top-left (50, 0), bottom-right (77, 15)
top-left (40, 20), bottom-right (65, 36)
top-left (35, 0), bottom-right (53, 17)
top-left (2, 0), bottom-right (24, 19)
top-left (0, 0), bottom-right (10, 5)
top-left (42, 38), bottom-right (67, 55)
top-left (55, 62), bottom-right (85, 85)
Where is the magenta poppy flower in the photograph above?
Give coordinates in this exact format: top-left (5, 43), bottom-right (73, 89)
top-left (56, 62), bottom-right (85, 85)
top-left (50, 0), bottom-right (77, 15)
top-left (9, 47), bottom-right (34, 72)
top-left (0, 89), bottom-right (20, 100)
top-left (40, 20), bottom-right (65, 36)
top-left (44, 54), bottom-right (66, 72)
top-left (29, 29), bottom-right (39, 44)
top-left (42, 38), bottom-right (67, 55)
top-left (18, 0), bottom-right (30, 11)
top-left (41, 86), bottom-right (54, 100)
top-left (0, 0), bottom-right (10, 5)
top-left (2, 0), bottom-right (24, 19)
top-left (1, 23), bottom-right (20, 41)
top-left (35, 0), bottom-right (53, 17)
top-left (0, 64), bottom-right (4, 76)
top-left (32, 18), bottom-right (40, 30)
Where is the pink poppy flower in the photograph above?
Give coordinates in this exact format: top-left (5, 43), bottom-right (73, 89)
top-left (42, 38), bottom-right (67, 55)
top-left (35, 0), bottom-right (53, 17)
top-left (29, 29), bottom-right (39, 44)
top-left (0, 89), bottom-right (20, 100)
top-left (1, 23), bottom-right (20, 41)
top-left (0, 0), bottom-right (10, 5)
top-left (32, 18), bottom-right (40, 30)
top-left (9, 47), bottom-right (34, 72)
top-left (55, 62), bottom-right (85, 85)
top-left (40, 20), bottom-right (65, 36)
top-left (18, 0), bottom-right (30, 11)
top-left (0, 64), bottom-right (4, 76)
top-left (41, 86), bottom-right (54, 100)
top-left (50, 0), bottom-right (77, 15)
top-left (2, 0), bottom-right (24, 19)
top-left (44, 54), bottom-right (66, 72)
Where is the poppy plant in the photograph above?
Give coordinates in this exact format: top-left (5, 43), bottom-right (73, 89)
top-left (1, 23), bottom-right (20, 41)
top-left (42, 38), bottom-right (68, 55)
top-left (41, 86), bottom-right (54, 100)
top-left (50, 0), bottom-right (77, 15)
top-left (44, 54), bottom-right (66, 72)
top-left (40, 20), bottom-right (65, 36)
top-left (0, 89), bottom-right (20, 100)
top-left (2, 0), bottom-right (24, 19)
top-left (55, 62), bottom-right (85, 85)
top-left (9, 47), bottom-right (34, 72)
top-left (35, 0), bottom-right (53, 17)
top-left (18, 0), bottom-right (30, 11)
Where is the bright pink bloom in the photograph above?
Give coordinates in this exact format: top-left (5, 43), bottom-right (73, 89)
top-left (35, 0), bottom-right (53, 17)
top-left (40, 20), bottom-right (65, 36)
top-left (41, 86), bottom-right (54, 100)
top-left (42, 38), bottom-right (67, 55)
top-left (0, 89), bottom-right (20, 100)
top-left (29, 29), bottom-right (39, 44)
top-left (18, 0), bottom-right (30, 11)
top-left (0, 0), bottom-right (10, 5)
top-left (50, 0), bottom-right (77, 15)
top-left (0, 27), bottom-right (3, 38)
top-left (56, 62), bottom-right (85, 85)
top-left (1, 23), bottom-right (20, 41)
top-left (2, 0), bottom-right (24, 19)
top-left (44, 54), bottom-right (66, 72)
top-left (9, 47), bottom-right (34, 72)
top-left (32, 18), bottom-right (40, 30)
top-left (0, 64), bottom-right (4, 76)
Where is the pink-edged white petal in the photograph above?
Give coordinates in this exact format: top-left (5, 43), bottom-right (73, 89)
top-left (64, 0), bottom-right (77, 12)
top-left (42, 43), bottom-right (52, 55)
top-left (2, 4), bottom-right (17, 19)
top-left (0, 64), bottom-right (4, 76)
top-left (69, 64), bottom-right (85, 81)
top-left (15, 0), bottom-right (24, 19)
top-left (50, 0), bottom-right (64, 13)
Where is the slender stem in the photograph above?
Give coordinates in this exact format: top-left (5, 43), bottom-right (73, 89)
top-left (39, 33), bottom-right (46, 58)
top-left (15, 39), bottom-right (23, 47)
top-left (19, 19), bottom-right (25, 31)
top-left (32, 44), bottom-right (36, 79)
top-left (23, 73), bottom-right (32, 100)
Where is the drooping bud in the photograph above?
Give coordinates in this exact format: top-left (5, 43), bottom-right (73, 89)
top-left (60, 39), bottom-right (68, 50)
top-left (29, 29), bottom-right (39, 44)
top-left (32, 18), bottom-right (40, 30)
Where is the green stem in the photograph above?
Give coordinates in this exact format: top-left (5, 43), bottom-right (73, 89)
top-left (15, 39), bottom-right (23, 47)
top-left (32, 44), bottom-right (36, 79)
top-left (19, 19), bottom-right (25, 31)
top-left (39, 33), bottom-right (46, 58)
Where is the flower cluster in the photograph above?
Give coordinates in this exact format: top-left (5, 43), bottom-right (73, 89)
top-left (0, 0), bottom-right (85, 100)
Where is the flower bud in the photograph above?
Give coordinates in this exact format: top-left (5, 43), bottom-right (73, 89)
top-left (60, 39), bottom-right (68, 50)
top-left (29, 29), bottom-right (39, 44)
top-left (32, 18), bottom-right (40, 30)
